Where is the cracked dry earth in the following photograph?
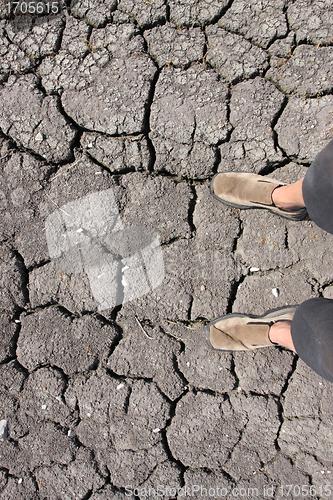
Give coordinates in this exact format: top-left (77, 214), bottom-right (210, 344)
top-left (1, 0), bottom-right (333, 499)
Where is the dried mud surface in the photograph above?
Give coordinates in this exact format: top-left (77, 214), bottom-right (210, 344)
top-left (0, 0), bottom-right (333, 498)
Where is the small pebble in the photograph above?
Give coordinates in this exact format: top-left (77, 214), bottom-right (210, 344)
top-left (41, 404), bottom-right (47, 410)
top-left (18, 478), bottom-right (23, 484)
top-left (35, 132), bottom-right (43, 142)
top-left (272, 288), bottom-right (279, 298)
top-left (250, 267), bottom-right (260, 272)
top-left (88, 143), bottom-right (93, 148)
top-left (200, 285), bottom-right (205, 291)
top-left (0, 420), bottom-right (8, 441)
top-left (68, 430), bottom-right (75, 437)
top-left (152, 428), bottom-right (160, 433)
top-left (117, 383), bottom-right (125, 390)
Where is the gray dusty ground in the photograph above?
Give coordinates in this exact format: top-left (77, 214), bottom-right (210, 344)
top-left (1, 0), bottom-right (333, 498)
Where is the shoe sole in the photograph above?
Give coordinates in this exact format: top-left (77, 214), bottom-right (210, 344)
top-left (205, 305), bottom-right (298, 352)
top-left (210, 173), bottom-right (308, 222)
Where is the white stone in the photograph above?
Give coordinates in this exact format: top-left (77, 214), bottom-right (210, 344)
top-left (35, 132), bottom-right (44, 142)
top-left (0, 420), bottom-right (8, 441)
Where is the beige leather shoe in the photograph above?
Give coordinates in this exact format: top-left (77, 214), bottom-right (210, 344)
top-left (211, 172), bottom-right (307, 221)
top-left (205, 306), bottom-right (297, 351)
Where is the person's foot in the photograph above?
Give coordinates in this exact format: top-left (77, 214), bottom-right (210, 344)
top-left (210, 172), bottom-right (307, 221)
top-left (205, 306), bottom-right (297, 352)
top-left (268, 320), bottom-right (296, 353)
top-left (271, 178), bottom-right (305, 212)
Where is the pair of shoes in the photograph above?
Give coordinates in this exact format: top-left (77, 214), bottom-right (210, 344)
top-left (205, 306), bottom-right (297, 351)
top-left (210, 172), bottom-right (307, 221)
top-left (207, 172), bottom-right (301, 351)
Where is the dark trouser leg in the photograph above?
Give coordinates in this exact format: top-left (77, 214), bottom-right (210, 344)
top-left (291, 298), bottom-right (333, 382)
top-left (302, 139), bottom-right (333, 234)
top-left (293, 140), bottom-right (333, 382)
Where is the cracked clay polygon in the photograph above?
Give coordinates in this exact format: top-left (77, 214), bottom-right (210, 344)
top-left (276, 95), bottom-right (333, 161)
top-left (62, 54), bottom-right (156, 135)
top-left (107, 313), bottom-right (186, 400)
top-left (5, 15), bottom-right (64, 58)
top-left (150, 65), bottom-right (231, 178)
top-left (267, 45), bottom-right (333, 97)
top-left (0, 75), bottom-right (76, 162)
top-left (169, 0), bottom-right (229, 27)
top-left (144, 23), bottom-right (205, 68)
top-left (70, 0), bottom-right (116, 27)
top-left (118, 0), bottom-right (167, 28)
top-left (206, 25), bottom-right (269, 83)
top-left (287, 0), bottom-right (333, 44)
top-left (219, 77), bottom-right (285, 173)
top-left (219, 0), bottom-right (288, 48)
top-left (17, 307), bottom-right (118, 374)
